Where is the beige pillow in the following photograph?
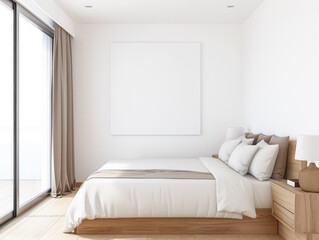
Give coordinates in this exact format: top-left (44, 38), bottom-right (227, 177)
top-left (246, 133), bottom-right (260, 145)
top-left (269, 135), bottom-right (290, 179)
top-left (256, 134), bottom-right (273, 144)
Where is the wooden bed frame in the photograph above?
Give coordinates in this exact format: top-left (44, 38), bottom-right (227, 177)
top-left (74, 140), bottom-right (306, 235)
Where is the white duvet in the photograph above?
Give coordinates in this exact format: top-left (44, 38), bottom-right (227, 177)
top-left (64, 158), bottom-right (257, 232)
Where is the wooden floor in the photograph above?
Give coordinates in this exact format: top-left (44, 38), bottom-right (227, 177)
top-left (0, 189), bottom-right (283, 240)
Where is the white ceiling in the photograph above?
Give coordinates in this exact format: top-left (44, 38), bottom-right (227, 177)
top-left (54, 0), bottom-right (264, 24)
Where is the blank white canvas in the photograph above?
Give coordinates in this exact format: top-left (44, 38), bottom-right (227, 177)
top-left (110, 43), bottom-right (201, 135)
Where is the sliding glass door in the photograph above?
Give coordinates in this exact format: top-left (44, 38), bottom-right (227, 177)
top-left (0, 0), bottom-right (54, 225)
top-left (0, 0), bottom-right (14, 224)
top-left (18, 13), bottom-right (53, 207)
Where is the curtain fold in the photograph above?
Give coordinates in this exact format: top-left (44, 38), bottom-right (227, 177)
top-left (51, 25), bottom-right (75, 197)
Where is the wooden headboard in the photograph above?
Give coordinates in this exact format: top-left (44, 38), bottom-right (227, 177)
top-left (285, 140), bottom-right (307, 179)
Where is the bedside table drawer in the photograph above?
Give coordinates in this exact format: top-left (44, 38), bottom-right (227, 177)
top-left (271, 182), bottom-right (295, 213)
top-left (273, 202), bottom-right (294, 229)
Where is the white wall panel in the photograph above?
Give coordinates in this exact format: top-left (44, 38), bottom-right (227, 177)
top-left (110, 43), bottom-right (201, 135)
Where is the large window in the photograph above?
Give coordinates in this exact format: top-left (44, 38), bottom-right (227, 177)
top-left (19, 13), bottom-right (52, 207)
top-left (0, 0), bottom-right (53, 225)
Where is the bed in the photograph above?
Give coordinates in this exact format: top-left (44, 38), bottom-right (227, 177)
top-left (65, 140), bottom-right (305, 235)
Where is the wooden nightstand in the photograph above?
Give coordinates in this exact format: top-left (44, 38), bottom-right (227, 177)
top-left (271, 181), bottom-right (319, 240)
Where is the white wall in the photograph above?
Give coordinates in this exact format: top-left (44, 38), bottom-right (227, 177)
top-left (243, 0), bottom-right (319, 138)
top-left (73, 24), bottom-right (243, 181)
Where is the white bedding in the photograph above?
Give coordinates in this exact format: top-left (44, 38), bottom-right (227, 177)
top-left (64, 158), bottom-right (271, 232)
top-left (244, 173), bottom-right (272, 208)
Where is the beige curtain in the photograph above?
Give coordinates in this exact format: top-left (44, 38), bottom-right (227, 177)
top-left (51, 25), bottom-right (75, 197)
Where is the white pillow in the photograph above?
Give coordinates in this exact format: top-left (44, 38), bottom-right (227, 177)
top-left (228, 143), bottom-right (259, 175)
top-left (238, 136), bottom-right (254, 145)
top-left (218, 138), bottom-right (242, 164)
top-left (249, 140), bottom-right (279, 181)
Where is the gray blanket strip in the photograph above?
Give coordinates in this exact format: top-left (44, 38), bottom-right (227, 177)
top-left (86, 169), bottom-right (215, 181)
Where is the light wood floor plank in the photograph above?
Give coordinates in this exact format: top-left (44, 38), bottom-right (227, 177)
top-left (25, 197), bottom-right (53, 216)
top-left (0, 215), bottom-right (29, 239)
top-left (1, 217), bottom-right (60, 240)
top-left (39, 217), bottom-right (79, 240)
top-left (29, 197), bottom-right (73, 216)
